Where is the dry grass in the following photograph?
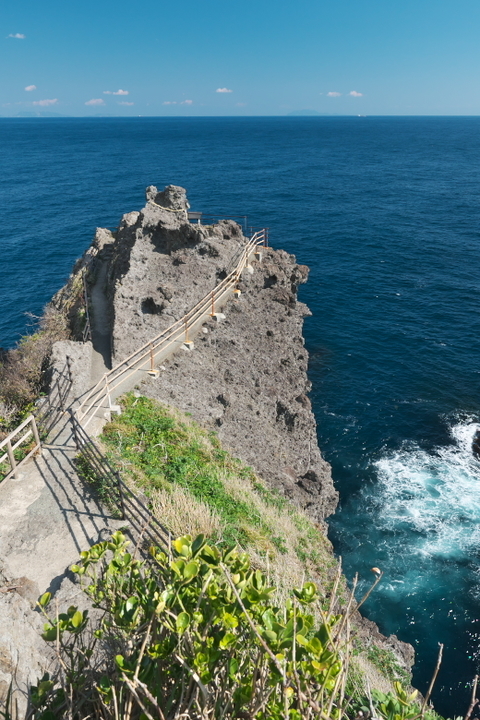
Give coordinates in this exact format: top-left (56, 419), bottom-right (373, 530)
top-left (0, 306), bottom-right (70, 433)
top-left (151, 484), bottom-right (222, 538)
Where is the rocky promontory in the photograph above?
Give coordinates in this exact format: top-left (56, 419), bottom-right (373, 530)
top-left (87, 184), bottom-right (338, 520)
top-left (0, 184), bottom-right (415, 713)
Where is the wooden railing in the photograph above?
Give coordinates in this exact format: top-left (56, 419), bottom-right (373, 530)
top-left (0, 415), bottom-right (41, 481)
top-left (76, 230), bottom-right (267, 430)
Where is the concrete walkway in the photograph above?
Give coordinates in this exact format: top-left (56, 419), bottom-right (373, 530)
top-left (0, 414), bottom-right (122, 593)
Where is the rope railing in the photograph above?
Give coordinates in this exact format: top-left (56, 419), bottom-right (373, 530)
top-left (76, 230), bottom-right (266, 430)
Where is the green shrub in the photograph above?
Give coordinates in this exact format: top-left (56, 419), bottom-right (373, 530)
top-left (30, 532), bottom-right (448, 720)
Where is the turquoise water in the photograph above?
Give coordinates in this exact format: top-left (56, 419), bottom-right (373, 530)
top-left (2, 117), bottom-right (480, 716)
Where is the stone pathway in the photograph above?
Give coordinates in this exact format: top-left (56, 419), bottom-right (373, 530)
top-left (0, 414), bottom-right (122, 593)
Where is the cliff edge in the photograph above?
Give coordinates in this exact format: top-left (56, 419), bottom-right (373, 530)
top-left (91, 184), bottom-right (338, 520)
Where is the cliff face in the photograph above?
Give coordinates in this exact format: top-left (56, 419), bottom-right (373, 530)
top-left (99, 185), bottom-right (338, 520)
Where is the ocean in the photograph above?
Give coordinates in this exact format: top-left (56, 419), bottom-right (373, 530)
top-left (2, 116), bottom-right (480, 716)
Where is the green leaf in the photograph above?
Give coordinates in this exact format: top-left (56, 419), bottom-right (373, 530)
top-left (184, 560), bottom-right (199, 580)
top-left (229, 657), bottom-right (239, 679)
top-left (219, 632), bottom-right (237, 649)
top-left (38, 592), bottom-right (51, 608)
top-left (125, 596), bottom-right (139, 613)
top-left (41, 625), bottom-right (58, 642)
top-left (170, 560), bottom-right (186, 577)
top-left (176, 611), bottom-right (191, 633)
top-left (71, 611), bottom-right (84, 629)
top-left (191, 534), bottom-right (206, 555)
top-left (173, 536), bottom-right (192, 557)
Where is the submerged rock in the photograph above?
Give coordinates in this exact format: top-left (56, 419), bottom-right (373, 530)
top-left (472, 429), bottom-right (480, 457)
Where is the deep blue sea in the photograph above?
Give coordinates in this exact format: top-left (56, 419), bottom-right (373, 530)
top-left (2, 116), bottom-right (480, 717)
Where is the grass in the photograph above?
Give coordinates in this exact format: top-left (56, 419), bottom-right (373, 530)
top-left (99, 392), bottom-right (339, 603)
top-left (74, 455), bottom-right (123, 519)
top-left (365, 643), bottom-right (412, 687)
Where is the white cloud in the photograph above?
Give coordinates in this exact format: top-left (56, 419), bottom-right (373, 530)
top-left (216, 87), bottom-right (232, 93)
top-left (104, 89), bottom-right (129, 95)
top-left (33, 98), bottom-right (58, 106)
top-left (349, 90), bottom-right (363, 97)
top-left (7, 33), bottom-right (25, 39)
top-left (327, 91), bottom-right (341, 97)
top-left (181, 99), bottom-right (193, 105)
top-left (25, 85), bottom-right (36, 91)
top-left (118, 101), bottom-right (134, 106)
top-left (85, 98), bottom-right (105, 106)
top-left (163, 101), bottom-right (177, 105)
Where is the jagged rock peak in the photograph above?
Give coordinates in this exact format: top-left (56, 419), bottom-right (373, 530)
top-left (145, 184), bottom-right (190, 212)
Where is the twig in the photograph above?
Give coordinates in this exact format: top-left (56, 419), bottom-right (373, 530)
top-left (464, 675), bottom-right (479, 720)
top-left (421, 643), bottom-right (443, 718)
top-left (174, 654), bottom-right (210, 702)
top-left (121, 675), bottom-right (157, 720)
top-left (356, 571), bottom-right (383, 613)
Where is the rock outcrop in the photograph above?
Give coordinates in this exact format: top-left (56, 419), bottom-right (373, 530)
top-left (94, 185), bottom-right (337, 519)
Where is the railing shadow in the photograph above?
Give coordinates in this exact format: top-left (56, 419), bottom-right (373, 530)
top-left (33, 445), bottom-right (119, 557)
top-left (69, 411), bottom-right (170, 554)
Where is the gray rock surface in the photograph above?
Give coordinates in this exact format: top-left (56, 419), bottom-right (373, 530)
top-left (105, 188), bottom-right (248, 364)
top-left (96, 184), bottom-right (338, 519)
top-left (0, 571), bottom-right (55, 718)
top-left (140, 246), bottom-right (338, 519)
top-left (50, 340), bottom-right (93, 407)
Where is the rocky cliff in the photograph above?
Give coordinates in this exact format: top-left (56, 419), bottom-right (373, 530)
top-left (93, 184), bottom-right (338, 520)
top-left (0, 184), bottom-right (415, 714)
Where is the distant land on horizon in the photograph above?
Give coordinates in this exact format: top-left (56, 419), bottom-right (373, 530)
top-left (2, 113), bottom-right (480, 119)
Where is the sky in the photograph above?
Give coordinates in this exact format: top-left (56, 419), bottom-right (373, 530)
top-left (2, 0), bottom-right (480, 116)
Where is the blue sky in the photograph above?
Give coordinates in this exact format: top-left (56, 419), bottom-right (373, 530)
top-left (2, 0), bottom-right (480, 116)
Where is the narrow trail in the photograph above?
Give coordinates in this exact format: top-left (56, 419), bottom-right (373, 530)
top-left (0, 234), bottom-right (265, 592)
top-left (89, 258), bottom-right (112, 384)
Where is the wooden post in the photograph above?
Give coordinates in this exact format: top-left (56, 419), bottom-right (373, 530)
top-left (31, 416), bottom-right (41, 452)
top-left (184, 319), bottom-right (189, 344)
top-left (6, 439), bottom-right (16, 479)
top-left (105, 375), bottom-right (112, 410)
top-left (149, 344), bottom-right (155, 373)
top-left (211, 291), bottom-right (215, 316)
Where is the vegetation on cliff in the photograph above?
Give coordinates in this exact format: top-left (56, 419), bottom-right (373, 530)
top-left (96, 393), bottom-right (338, 601)
top-left (30, 532), bottom-right (442, 720)
top-left (71, 395), bottom-right (429, 710)
top-left (0, 307), bottom-right (69, 435)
